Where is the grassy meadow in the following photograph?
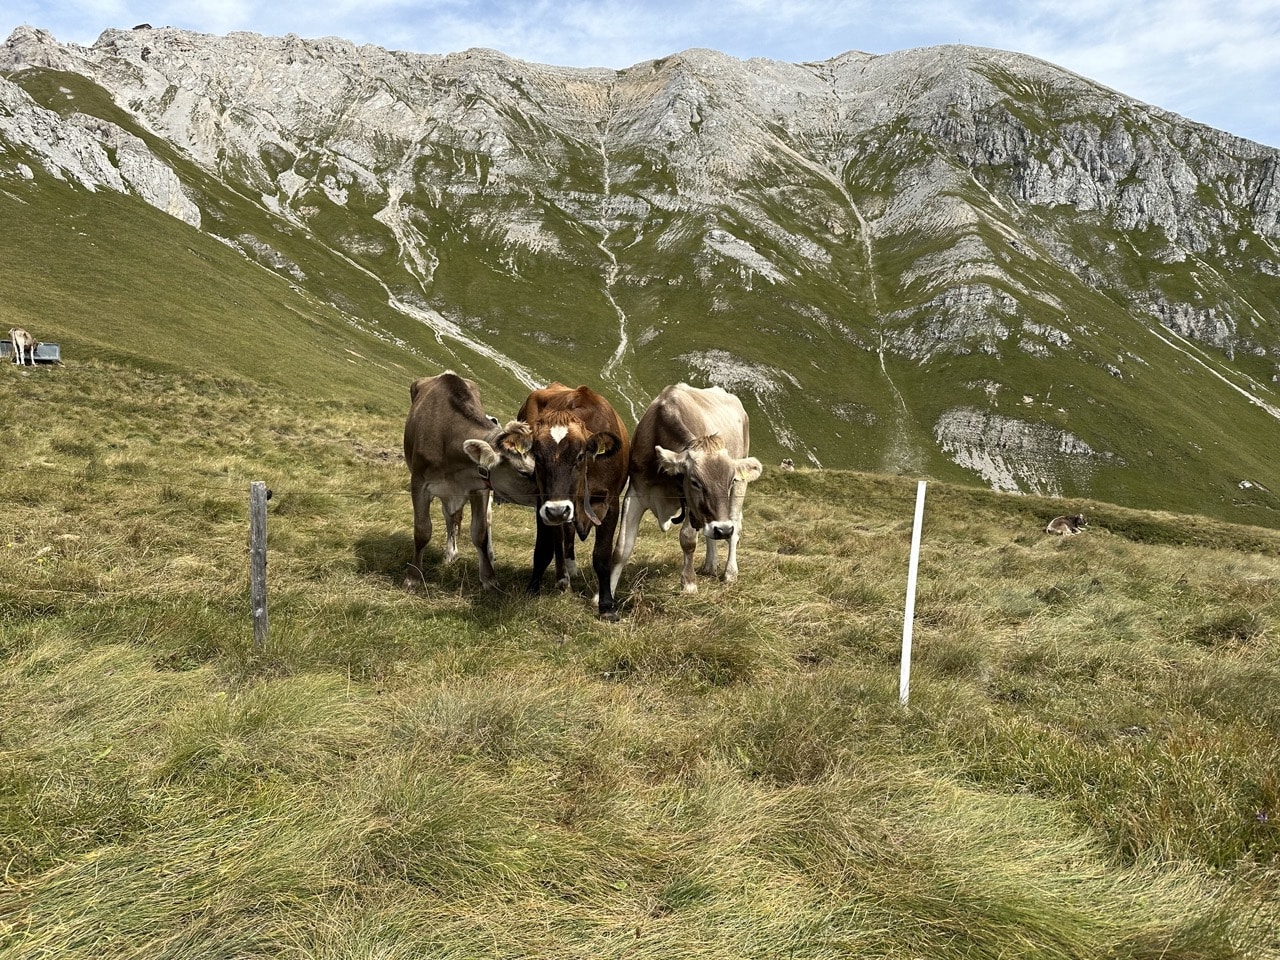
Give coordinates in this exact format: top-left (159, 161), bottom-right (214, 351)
top-left (2, 357), bottom-right (1279, 958)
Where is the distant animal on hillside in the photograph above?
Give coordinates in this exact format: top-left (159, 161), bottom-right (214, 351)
top-left (469, 382), bottom-right (630, 620)
top-left (610, 383), bottom-right (763, 596)
top-left (8, 328), bottom-right (37, 366)
top-left (403, 371), bottom-right (538, 592)
top-left (1045, 513), bottom-right (1088, 535)
top-left (779, 458), bottom-right (795, 471)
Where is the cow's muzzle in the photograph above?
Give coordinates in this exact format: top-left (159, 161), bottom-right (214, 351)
top-left (540, 500), bottom-right (575, 525)
top-left (708, 521), bottom-right (735, 540)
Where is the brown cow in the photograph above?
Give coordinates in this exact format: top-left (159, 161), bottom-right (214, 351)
top-left (609, 384), bottom-right (762, 596)
top-left (1045, 513), bottom-right (1088, 535)
top-left (8, 328), bottom-right (37, 366)
top-left (403, 372), bottom-right (537, 591)
top-left (468, 383), bottom-right (629, 619)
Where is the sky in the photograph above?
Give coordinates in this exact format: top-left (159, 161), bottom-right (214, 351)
top-left (3, 0), bottom-right (1279, 148)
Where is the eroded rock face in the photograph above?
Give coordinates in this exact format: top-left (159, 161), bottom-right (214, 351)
top-left (0, 71), bottom-right (200, 227)
top-left (933, 408), bottom-right (1118, 496)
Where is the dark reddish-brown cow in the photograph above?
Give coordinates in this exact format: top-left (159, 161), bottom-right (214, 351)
top-left (403, 371), bottom-right (537, 591)
top-left (609, 383), bottom-right (762, 596)
top-left (468, 383), bottom-right (629, 619)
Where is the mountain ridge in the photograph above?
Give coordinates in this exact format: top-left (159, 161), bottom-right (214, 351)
top-left (3, 24), bottom-right (1279, 525)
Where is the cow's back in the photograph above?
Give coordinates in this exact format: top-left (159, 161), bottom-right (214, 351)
top-left (404, 372), bottom-right (493, 469)
top-left (633, 384), bottom-right (749, 476)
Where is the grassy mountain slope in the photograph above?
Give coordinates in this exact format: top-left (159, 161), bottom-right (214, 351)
top-left (3, 348), bottom-right (1280, 957)
top-left (6, 31), bottom-right (1280, 528)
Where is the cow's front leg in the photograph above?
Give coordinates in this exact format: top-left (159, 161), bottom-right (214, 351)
top-left (592, 502), bottom-right (622, 620)
top-left (697, 531), bottom-right (719, 579)
top-left (527, 517), bottom-right (558, 593)
top-left (441, 496), bottom-right (465, 563)
top-left (679, 521), bottom-right (700, 594)
top-left (722, 525), bottom-right (742, 583)
top-left (556, 525), bottom-right (574, 591)
top-left (723, 481), bottom-right (746, 583)
top-left (468, 490), bottom-right (497, 590)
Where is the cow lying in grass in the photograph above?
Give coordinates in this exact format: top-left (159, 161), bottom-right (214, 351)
top-left (1045, 513), bottom-right (1087, 535)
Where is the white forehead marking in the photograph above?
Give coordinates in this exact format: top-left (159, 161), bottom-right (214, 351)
top-left (549, 424), bottom-right (568, 445)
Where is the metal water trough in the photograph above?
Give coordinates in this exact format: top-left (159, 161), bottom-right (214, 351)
top-left (1, 340), bottom-right (61, 364)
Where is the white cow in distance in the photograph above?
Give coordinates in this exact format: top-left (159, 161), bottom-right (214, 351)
top-left (8, 328), bottom-right (37, 366)
top-left (1046, 513), bottom-right (1088, 535)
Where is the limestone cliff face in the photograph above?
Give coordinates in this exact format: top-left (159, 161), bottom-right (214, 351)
top-left (3, 25), bottom-right (1279, 512)
top-left (0, 69), bottom-right (199, 226)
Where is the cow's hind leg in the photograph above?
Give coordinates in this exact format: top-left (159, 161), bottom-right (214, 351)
top-left (406, 480), bottom-right (434, 591)
top-left (607, 487), bottom-right (645, 596)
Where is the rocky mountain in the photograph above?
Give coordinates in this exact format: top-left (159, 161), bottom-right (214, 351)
top-left (3, 24), bottom-right (1280, 525)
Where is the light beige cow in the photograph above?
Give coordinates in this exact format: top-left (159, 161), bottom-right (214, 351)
top-left (610, 383), bottom-right (762, 595)
top-left (8, 328), bottom-right (37, 366)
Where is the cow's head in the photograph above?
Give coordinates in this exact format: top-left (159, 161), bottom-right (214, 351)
top-left (656, 435), bottom-right (763, 538)
top-left (527, 409), bottom-right (623, 534)
top-left (462, 421), bottom-right (539, 507)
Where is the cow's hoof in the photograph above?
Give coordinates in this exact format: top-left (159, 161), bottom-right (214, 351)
top-left (681, 582), bottom-right (698, 595)
top-left (404, 572), bottom-right (425, 593)
top-left (556, 577), bottom-right (572, 592)
top-left (598, 608), bottom-right (620, 622)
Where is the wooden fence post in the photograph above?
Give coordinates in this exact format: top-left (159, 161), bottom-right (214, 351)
top-left (250, 481), bottom-right (270, 652)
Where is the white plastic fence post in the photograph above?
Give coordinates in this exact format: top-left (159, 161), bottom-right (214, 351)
top-left (899, 480), bottom-right (927, 707)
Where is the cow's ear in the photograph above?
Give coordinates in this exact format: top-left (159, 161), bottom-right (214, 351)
top-left (497, 421), bottom-right (533, 455)
top-left (463, 439), bottom-right (499, 468)
top-left (655, 445), bottom-right (686, 475)
top-left (735, 457), bottom-right (764, 483)
top-left (587, 431), bottom-right (623, 459)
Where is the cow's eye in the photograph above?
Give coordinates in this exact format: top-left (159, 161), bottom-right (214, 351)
top-left (689, 478), bottom-right (703, 491)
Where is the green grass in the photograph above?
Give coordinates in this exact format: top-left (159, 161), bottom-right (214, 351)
top-left (2, 357), bottom-right (1278, 958)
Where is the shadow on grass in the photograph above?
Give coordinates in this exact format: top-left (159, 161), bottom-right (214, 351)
top-left (355, 529), bottom-right (415, 585)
